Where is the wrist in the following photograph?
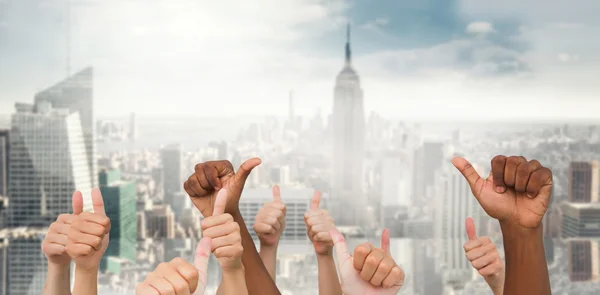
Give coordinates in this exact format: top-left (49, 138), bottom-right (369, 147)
top-left (316, 251), bottom-right (334, 260)
top-left (222, 264), bottom-right (245, 276)
top-left (500, 221), bottom-right (543, 242)
top-left (48, 261), bottom-right (71, 272)
top-left (260, 242), bottom-right (279, 252)
top-left (75, 265), bottom-right (99, 276)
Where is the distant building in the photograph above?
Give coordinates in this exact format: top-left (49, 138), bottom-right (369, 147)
top-left (129, 112), bottom-right (137, 141)
top-left (99, 169), bottom-right (137, 274)
top-left (3, 228), bottom-right (48, 295)
top-left (0, 129), bottom-right (8, 197)
top-left (331, 24), bottom-right (366, 227)
top-left (435, 164), bottom-right (483, 290)
top-left (0, 237), bottom-right (6, 295)
top-left (160, 143), bottom-right (182, 207)
top-left (146, 205), bottom-right (175, 239)
top-left (412, 141), bottom-right (445, 206)
top-left (561, 202), bottom-right (600, 239)
top-left (568, 161), bottom-right (599, 203)
top-left (34, 67), bottom-right (97, 187)
top-left (568, 240), bottom-right (600, 282)
top-left (8, 102), bottom-right (92, 226)
top-left (239, 187), bottom-right (315, 241)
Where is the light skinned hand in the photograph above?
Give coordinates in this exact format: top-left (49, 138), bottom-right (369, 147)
top-left (136, 237), bottom-right (212, 295)
top-left (65, 188), bottom-right (110, 271)
top-left (201, 188), bottom-right (243, 271)
top-left (452, 156), bottom-right (553, 229)
top-left (304, 190), bottom-right (335, 255)
top-left (464, 217), bottom-right (504, 291)
top-left (184, 158), bottom-right (261, 217)
top-left (254, 185), bottom-right (286, 247)
top-left (331, 228), bottom-right (404, 295)
top-left (42, 191), bottom-right (83, 266)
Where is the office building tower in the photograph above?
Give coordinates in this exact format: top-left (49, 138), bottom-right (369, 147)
top-left (5, 228), bottom-right (47, 295)
top-left (0, 130), bottom-right (8, 197)
top-left (561, 203), bottom-right (600, 238)
top-left (331, 24), bottom-right (365, 227)
top-left (436, 165), bottom-right (483, 290)
top-left (137, 212), bottom-right (147, 239)
top-left (0, 235), bottom-right (6, 295)
top-left (239, 187), bottom-right (314, 241)
top-left (34, 67), bottom-right (96, 187)
top-left (129, 112), bottom-right (137, 141)
top-left (99, 169), bottom-right (137, 273)
top-left (380, 153), bottom-right (411, 207)
top-left (8, 102), bottom-right (92, 226)
top-left (568, 161), bottom-right (599, 203)
top-left (146, 205), bottom-right (175, 239)
top-left (412, 141), bottom-right (444, 206)
top-left (160, 143), bottom-right (182, 207)
top-left (568, 240), bottom-right (600, 282)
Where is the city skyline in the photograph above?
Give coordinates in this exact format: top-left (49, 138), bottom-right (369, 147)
top-left (1, 0), bottom-right (600, 120)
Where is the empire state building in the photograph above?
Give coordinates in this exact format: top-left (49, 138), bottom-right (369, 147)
top-left (331, 24), bottom-right (365, 226)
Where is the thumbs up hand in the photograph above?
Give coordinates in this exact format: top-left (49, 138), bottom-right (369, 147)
top-left (331, 229), bottom-right (404, 295)
top-left (136, 237), bottom-right (212, 295)
top-left (42, 191), bottom-right (83, 266)
top-left (66, 188), bottom-right (111, 272)
top-left (304, 190), bottom-right (335, 255)
top-left (463, 217), bottom-right (504, 294)
top-left (254, 185), bottom-right (287, 247)
top-left (201, 189), bottom-right (244, 271)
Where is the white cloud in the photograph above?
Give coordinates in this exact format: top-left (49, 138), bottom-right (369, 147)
top-left (465, 22), bottom-right (495, 34)
top-left (361, 17), bottom-right (390, 32)
top-left (557, 53), bottom-right (579, 62)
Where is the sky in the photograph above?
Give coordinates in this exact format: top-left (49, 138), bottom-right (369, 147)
top-left (1, 0), bottom-right (600, 120)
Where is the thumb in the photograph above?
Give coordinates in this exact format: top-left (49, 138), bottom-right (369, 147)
top-left (330, 229), bottom-right (351, 268)
top-left (451, 157), bottom-right (483, 193)
top-left (91, 188), bottom-right (106, 216)
top-left (272, 185), bottom-right (281, 202)
top-left (212, 189), bottom-right (228, 216)
top-left (311, 190), bottom-right (321, 210)
top-left (465, 217), bottom-right (477, 240)
top-left (381, 228), bottom-right (390, 254)
top-left (72, 191), bottom-right (84, 215)
top-left (233, 157), bottom-right (261, 188)
top-left (193, 237), bottom-right (212, 294)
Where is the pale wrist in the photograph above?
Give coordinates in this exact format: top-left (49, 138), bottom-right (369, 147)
top-left (48, 261), bottom-right (71, 272)
top-left (222, 265), bottom-right (245, 277)
top-left (260, 243), bottom-right (278, 252)
top-left (316, 251), bottom-right (334, 260)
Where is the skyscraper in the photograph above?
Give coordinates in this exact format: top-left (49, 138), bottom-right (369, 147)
top-left (4, 228), bottom-right (48, 295)
top-left (99, 169), bottom-right (137, 273)
top-left (0, 130), bottom-right (8, 197)
top-left (568, 161), bottom-right (599, 203)
top-left (161, 143), bottom-right (183, 208)
top-left (34, 67), bottom-right (96, 187)
top-left (435, 165), bottom-right (483, 290)
top-left (129, 112), bottom-right (137, 142)
top-left (331, 24), bottom-right (365, 226)
top-left (412, 141), bottom-right (445, 206)
top-left (8, 102), bottom-right (92, 226)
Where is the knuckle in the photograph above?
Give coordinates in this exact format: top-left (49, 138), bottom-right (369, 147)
top-left (366, 256), bottom-right (379, 266)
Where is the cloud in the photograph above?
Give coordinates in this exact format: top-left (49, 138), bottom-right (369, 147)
top-left (465, 22), bottom-right (495, 34)
top-left (557, 53), bottom-right (579, 63)
top-left (361, 17), bottom-right (390, 32)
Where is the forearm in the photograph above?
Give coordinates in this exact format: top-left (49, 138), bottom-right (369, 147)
top-left (316, 253), bottom-right (342, 295)
top-left (501, 222), bottom-right (550, 295)
top-left (259, 245), bottom-right (278, 281)
top-left (218, 268), bottom-right (249, 295)
top-left (43, 263), bottom-right (71, 295)
top-left (73, 267), bottom-right (98, 295)
top-left (233, 210), bottom-right (281, 295)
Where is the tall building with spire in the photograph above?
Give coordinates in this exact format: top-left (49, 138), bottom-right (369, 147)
top-left (330, 24), bottom-right (366, 226)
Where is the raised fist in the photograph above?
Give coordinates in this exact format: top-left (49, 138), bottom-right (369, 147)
top-left (452, 156), bottom-right (553, 229)
top-left (184, 158), bottom-right (261, 217)
top-left (304, 190), bottom-right (335, 255)
top-left (254, 185), bottom-right (286, 247)
top-left (66, 188), bottom-right (110, 271)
